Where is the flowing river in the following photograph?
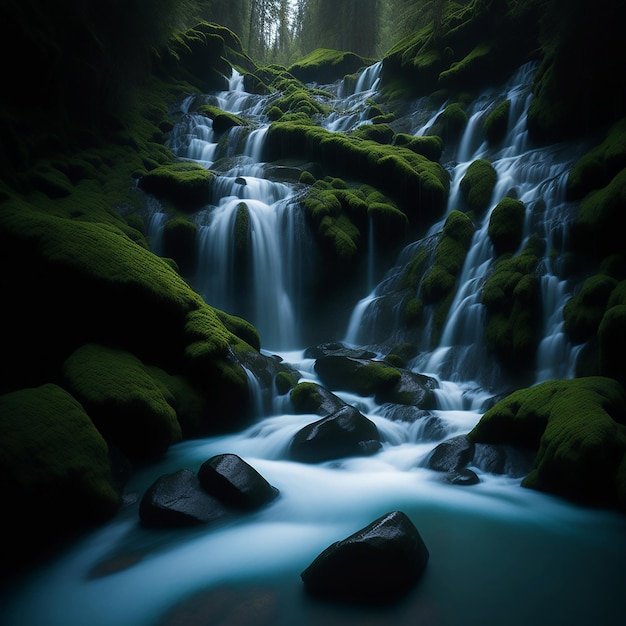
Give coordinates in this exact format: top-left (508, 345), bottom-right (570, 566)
top-left (2, 62), bottom-right (625, 626)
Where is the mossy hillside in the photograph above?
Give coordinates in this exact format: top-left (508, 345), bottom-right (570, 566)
top-left (459, 158), bottom-right (497, 214)
top-left (487, 197), bottom-right (525, 256)
top-left (268, 81), bottom-right (333, 119)
top-left (400, 235), bottom-right (439, 327)
top-left (420, 210), bottom-right (475, 345)
top-left (162, 216), bottom-right (198, 276)
top-left (483, 99), bottom-right (511, 145)
top-left (0, 384), bottom-right (120, 554)
top-left (138, 162), bottom-right (214, 211)
top-left (62, 344), bottom-right (183, 463)
top-left (288, 48), bottom-right (376, 85)
top-left (468, 377), bottom-right (626, 509)
top-left (482, 234), bottom-right (545, 373)
top-left (381, 0), bottom-right (544, 100)
top-left (598, 305), bottom-right (626, 389)
top-left (265, 122), bottom-right (449, 226)
top-left (566, 117), bottom-right (626, 200)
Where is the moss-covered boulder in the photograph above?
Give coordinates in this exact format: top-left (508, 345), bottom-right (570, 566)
top-left (483, 99), bottom-right (511, 146)
top-left (393, 134), bottom-right (443, 162)
top-left (138, 162), bottom-right (214, 211)
top-left (459, 158), bottom-right (497, 214)
top-left (314, 356), bottom-right (402, 397)
top-left (427, 103), bottom-right (468, 145)
top-left (0, 384), bottom-right (120, 561)
top-left (468, 377), bottom-right (626, 509)
top-left (62, 343), bottom-right (183, 463)
top-left (487, 197), bottom-right (525, 256)
top-left (563, 274), bottom-right (619, 344)
top-left (482, 234), bottom-right (544, 373)
top-left (420, 210), bottom-right (475, 344)
top-left (196, 104), bottom-right (249, 133)
top-left (290, 381), bottom-right (347, 416)
top-left (570, 167), bottom-right (626, 261)
top-left (566, 117), bottom-right (626, 201)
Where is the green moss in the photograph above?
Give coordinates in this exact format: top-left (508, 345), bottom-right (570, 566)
top-left (288, 48), bottom-right (375, 84)
top-left (393, 134), bottom-right (443, 162)
top-left (352, 123), bottom-right (395, 145)
top-left (275, 371), bottom-right (299, 395)
top-left (428, 103), bottom-right (468, 144)
top-left (570, 168), bottom-right (626, 260)
top-left (138, 161), bottom-right (214, 211)
top-left (563, 274), bottom-right (619, 344)
top-left (234, 201), bottom-right (250, 261)
top-left (598, 305), bottom-right (626, 388)
top-left (468, 377), bottom-right (626, 508)
top-left (487, 197), bottom-right (525, 256)
top-left (368, 201), bottom-right (409, 246)
top-left (567, 117), bottom-right (626, 200)
top-left (0, 383), bottom-right (120, 533)
top-left (162, 216), bottom-right (198, 276)
top-left (438, 42), bottom-right (493, 88)
top-left (483, 100), bottom-right (511, 145)
top-left (299, 170), bottom-right (316, 185)
top-left (62, 343), bottom-right (182, 461)
top-left (265, 121), bottom-right (449, 224)
top-left (404, 297), bottom-right (425, 326)
top-left (482, 234), bottom-right (544, 372)
top-left (196, 104), bottom-right (249, 133)
top-left (459, 158), bottom-right (497, 214)
top-left (420, 210), bottom-right (475, 344)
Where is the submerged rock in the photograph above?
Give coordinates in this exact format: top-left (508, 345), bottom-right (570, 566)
top-left (139, 469), bottom-right (228, 528)
top-left (197, 453), bottom-right (279, 510)
top-left (301, 510), bottom-right (429, 603)
top-left (289, 405), bottom-right (381, 463)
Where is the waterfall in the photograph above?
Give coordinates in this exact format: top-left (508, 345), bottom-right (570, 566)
top-left (7, 62), bottom-right (625, 626)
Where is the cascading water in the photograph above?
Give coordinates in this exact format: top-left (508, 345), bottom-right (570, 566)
top-left (3, 63), bottom-right (625, 626)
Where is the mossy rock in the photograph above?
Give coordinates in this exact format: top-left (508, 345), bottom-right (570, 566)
top-left (427, 103), bottom-right (468, 145)
top-left (570, 167), bottom-right (626, 261)
top-left (483, 100), bottom-right (510, 146)
top-left (368, 201), bottom-right (409, 246)
top-left (487, 197), bottom-right (525, 256)
top-left (598, 305), bottom-right (626, 388)
top-left (196, 104), bottom-right (249, 133)
top-left (162, 216), bottom-right (198, 276)
top-left (482, 234), bottom-right (544, 372)
top-left (288, 48), bottom-right (375, 85)
top-left (0, 384), bottom-right (120, 555)
top-left (314, 356), bottom-right (402, 397)
top-left (290, 381), bottom-right (346, 416)
top-left (62, 343), bottom-right (183, 462)
top-left (393, 134), bottom-right (443, 162)
top-left (138, 162), bottom-right (214, 211)
top-left (420, 210), bottom-right (474, 343)
top-left (563, 274), bottom-right (619, 344)
top-left (468, 377), bottom-right (626, 508)
top-left (352, 123), bottom-right (395, 145)
top-left (566, 117), bottom-right (626, 201)
top-left (459, 158), bottom-right (497, 214)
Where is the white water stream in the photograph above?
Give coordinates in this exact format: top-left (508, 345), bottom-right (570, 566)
top-left (2, 63), bottom-right (625, 626)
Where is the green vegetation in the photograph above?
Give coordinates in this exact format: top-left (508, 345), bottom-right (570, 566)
top-left (468, 377), bottom-right (626, 509)
top-left (483, 100), bottom-right (511, 145)
top-left (459, 158), bottom-right (497, 214)
top-left (488, 197), bottom-right (525, 256)
top-left (288, 48), bottom-right (375, 84)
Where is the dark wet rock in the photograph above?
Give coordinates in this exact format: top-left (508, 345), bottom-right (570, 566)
top-left (139, 469), bottom-right (228, 528)
top-left (375, 369), bottom-right (438, 408)
top-left (472, 443), bottom-right (534, 478)
top-left (378, 403), bottom-right (432, 423)
top-left (314, 356), bottom-right (401, 397)
top-left (290, 381), bottom-right (347, 416)
top-left (427, 435), bottom-right (475, 472)
top-left (444, 469), bottom-right (480, 486)
top-left (197, 453), bottom-right (279, 510)
top-left (301, 510), bottom-right (429, 604)
top-left (304, 342), bottom-right (377, 360)
top-left (289, 405), bottom-right (382, 463)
